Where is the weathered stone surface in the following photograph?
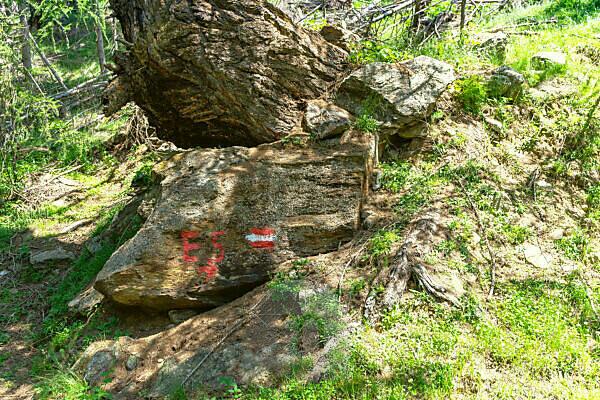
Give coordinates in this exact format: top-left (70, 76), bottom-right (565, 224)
top-left (168, 309), bottom-right (199, 324)
top-left (76, 280), bottom-right (341, 398)
top-left (30, 248), bottom-right (75, 264)
top-left (68, 286), bottom-right (104, 315)
top-left (94, 133), bottom-right (374, 310)
top-left (487, 66), bottom-right (525, 99)
top-left (522, 244), bottom-right (553, 269)
top-left (303, 100), bottom-right (353, 139)
top-left (105, 0), bottom-right (347, 147)
top-left (531, 51), bottom-right (567, 69)
top-left (335, 56), bottom-right (455, 137)
top-left (319, 24), bottom-right (358, 51)
top-left (475, 32), bottom-right (508, 60)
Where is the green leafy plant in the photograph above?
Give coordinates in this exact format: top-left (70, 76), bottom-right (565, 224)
top-left (455, 75), bottom-right (488, 114)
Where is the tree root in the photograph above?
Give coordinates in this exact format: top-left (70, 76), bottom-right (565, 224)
top-left (364, 210), bottom-right (462, 322)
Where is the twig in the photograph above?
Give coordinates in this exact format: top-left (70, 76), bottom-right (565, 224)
top-left (27, 31), bottom-right (68, 90)
top-left (458, 180), bottom-right (498, 297)
top-left (297, 4), bottom-right (322, 23)
top-left (181, 292), bottom-right (269, 387)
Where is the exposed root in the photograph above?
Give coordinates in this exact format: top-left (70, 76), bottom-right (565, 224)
top-left (364, 210), bottom-right (462, 322)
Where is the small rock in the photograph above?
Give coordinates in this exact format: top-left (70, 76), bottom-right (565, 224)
top-left (30, 248), bottom-right (76, 264)
top-left (531, 51), bottom-right (566, 69)
top-left (168, 309), bottom-right (199, 324)
top-left (522, 244), bottom-right (553, 269)
top-left (561, 264), bottom-right (578, 273)
top-left (68, 286), bottom-right (104, 315)
top-left (303, 100), bottom-right (353, 139)
top-left (535, 180), bottom-right (553, 191)
top-left (335, 56), bottom-right (455, 137)
top-left (125, 355), bottom-right (138, 371)
top-left (475, 32), bottom-right (508, 60)
top-left (487, 66), bottom-right (525, 99)
top-left (484, 117), bottom-right (503, 133)
top-left (471, 232), bottom-right (481, 245)
top-left (84, 351), bottom-right (115, 385)
top-left (0, 270), bottom-right (9, 279)
top-left (84, 237), bottom-right (103, 255)
top-left (319, 24), bottom-right (357, 51)
top-left (549, 228), bottom-right (565, 241)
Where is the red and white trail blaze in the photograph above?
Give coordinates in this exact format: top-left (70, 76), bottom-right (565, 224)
top-left (245, 228), bottom-right (276, 249)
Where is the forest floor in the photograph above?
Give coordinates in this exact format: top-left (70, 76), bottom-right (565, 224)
top-left (1, 1), bottom-right (599, 399)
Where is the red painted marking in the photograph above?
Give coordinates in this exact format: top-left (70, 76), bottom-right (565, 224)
top-left (249, 241), bottom-right (275, 249)
top-left (246, 227), bottom-right (276, 249)
top-left (181, 231), bottom-right (201, 263)
top-left (250, 228), bottom-right (275, 235)
top-left (197, 230), bottom-right (225, 282)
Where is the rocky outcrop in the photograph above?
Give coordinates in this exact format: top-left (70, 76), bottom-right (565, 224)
top-left (335, 56), bottom-right (455, 138)
top-left (104, 0), bottom-right (347, 148)
top-left (94, 132), bottom-right (375, 310)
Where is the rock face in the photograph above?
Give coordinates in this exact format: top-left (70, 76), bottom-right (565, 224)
top-left (487, 66), bottom-right (525, 99)
top-left (94, 133), bottom-right (375, 310)
top-left (303, 100), bottom-right (353, 139)
top-left (105, 0), bottom-right (347, 148)
top-left (335, 56), bottom-right (455, 138)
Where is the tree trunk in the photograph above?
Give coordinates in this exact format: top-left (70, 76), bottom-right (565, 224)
top-left (105, 0), bottom-right (348, 148)
top-left (16, 1), bottom-right (32, 69)
top-left (95, 0), bottom-right (106, 74)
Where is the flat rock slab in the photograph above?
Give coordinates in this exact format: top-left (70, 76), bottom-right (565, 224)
top-left (94, 133), bottom-right (374, 310)
top-left (30, 248), bottom-right (76, 264)
top-left (335, 56), bottom-right (455, 137)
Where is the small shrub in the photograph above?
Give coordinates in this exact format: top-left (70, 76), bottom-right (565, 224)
top-left (455, 75), bottom-right (488, 114)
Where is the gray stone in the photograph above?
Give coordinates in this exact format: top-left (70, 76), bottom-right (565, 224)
top-left (531, 51), bottom-right (567, 69)
top-left (549, 228), bottom-right (565, 241)
top-left (30, 248), bottom-right (76, 264)
top-left (168, 309), bottom-right (199, 324)
top-left (68, 286), bottom-right (104, 315)
top-left (125, 355), bottom-right (138, 371)
top-left (94, 133), bottom-right (375, 310)
top-left (84, 351), bottom-right (115, 385)
top-left (485, 117), bottom-right (504, 133)
top-left (475, 32), bottom-right (508, 60)
top-left (335, 56), bottom-right (455, 137)
top-left (303, 100), bottom-right (353, 139)
top-left (319, 24), bottom-right (358, 51)
top-left (523, 244), bottom-right (553, 269)
top-left (487, 66), bottom-right (525, 99)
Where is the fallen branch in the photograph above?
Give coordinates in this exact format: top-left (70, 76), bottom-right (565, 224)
top-left (364, 210), bottom-right (462, 323)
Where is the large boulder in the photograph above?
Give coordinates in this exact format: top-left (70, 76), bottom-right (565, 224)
top-left (94, 132), bottom-right (375, 310)
top-left (335, 56), bottom-right (455, 138)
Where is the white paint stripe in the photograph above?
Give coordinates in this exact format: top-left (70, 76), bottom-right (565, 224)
top-left (245, 234), bottom-right (276, 242)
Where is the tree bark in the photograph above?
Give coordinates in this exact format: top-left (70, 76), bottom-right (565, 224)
top-left (105, 0), bottom-right (348, 147)
top-left (95, 0), bottom-right (106, 74)
top-left (17, 2), bottom-right (32, 69)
